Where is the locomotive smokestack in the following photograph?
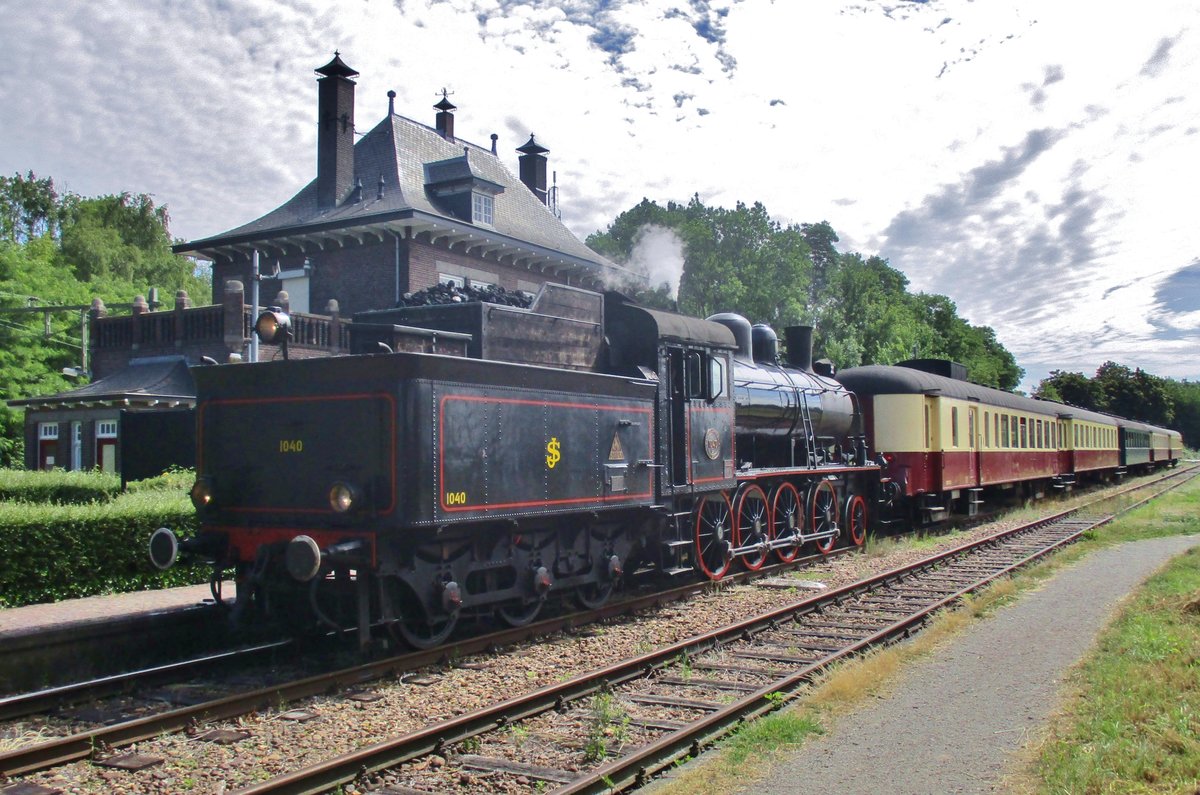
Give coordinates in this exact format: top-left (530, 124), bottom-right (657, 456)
top-left (783, 325), bottom-right (814, 372)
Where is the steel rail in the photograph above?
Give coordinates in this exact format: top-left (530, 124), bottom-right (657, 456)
top-left (226, 465), bottom-right (1197, 795)
top-left (0, 638), bottom-right (293, 723)
top-left (560, 468), bottom-right (1200, 793)
top-left (0, 544), bottom-right (851, 777)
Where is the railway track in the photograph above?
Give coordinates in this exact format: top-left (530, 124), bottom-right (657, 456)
top-left (0, 543), bottom-right (855, 778)
top-left (228, 465), bottom-right (1198, 795)
top-left (0, 466), bottom-right (1190, 793)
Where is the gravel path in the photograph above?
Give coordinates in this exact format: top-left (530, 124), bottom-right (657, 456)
top-left (752, 533), bottom-right (1200, 795)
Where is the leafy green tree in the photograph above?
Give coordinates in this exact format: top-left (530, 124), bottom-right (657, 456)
top-left (1164, 380), bottom-right (1200, 448)
top-left (1036, 370), bottom-right (1104, 409)
top-left (0, 172), bottom-right (62, 243)
top-left (60, 193), bottom-right (206, 293)
top-left (590, 196), bottom-right (1022, 388)
top-left (1094, 361), bottom-right (1174, 426)
top-left (0, 173), bottom-right (212, 461)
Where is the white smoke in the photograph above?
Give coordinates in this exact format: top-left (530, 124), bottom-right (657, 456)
top-left (625, 224), bottom-right (686, 300)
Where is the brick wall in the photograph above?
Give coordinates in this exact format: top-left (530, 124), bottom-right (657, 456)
top-left (407, 239), bottom-right (555, 294)
top-left (210, 233), bottom-right (571, 317)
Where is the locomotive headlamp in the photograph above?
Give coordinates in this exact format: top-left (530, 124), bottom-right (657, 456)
top-left (190, 477), bottom-right (214, 510)
top-left (254, 309), bottom-right (291, 344)
top-left (329, 481), bottom-right (359, 513)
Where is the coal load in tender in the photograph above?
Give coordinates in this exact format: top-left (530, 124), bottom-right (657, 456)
top-left (396, 283), bottom-right (533, 308)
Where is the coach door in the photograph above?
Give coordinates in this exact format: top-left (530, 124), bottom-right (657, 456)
top-left (967, 404), bottom-right (980, 485)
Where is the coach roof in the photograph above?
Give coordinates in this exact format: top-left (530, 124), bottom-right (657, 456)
top-left (836, 365), bottom-right (1119, 425)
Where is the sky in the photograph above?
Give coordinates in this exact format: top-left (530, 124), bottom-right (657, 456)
top-left (1, 0), bottom-right (1198, 391)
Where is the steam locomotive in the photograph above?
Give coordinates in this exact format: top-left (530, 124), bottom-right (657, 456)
top-left (149, 286), bottom-right (878, 648)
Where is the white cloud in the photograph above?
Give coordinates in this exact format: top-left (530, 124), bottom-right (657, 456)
top-left (0, 0), bottom-right (1197, 387)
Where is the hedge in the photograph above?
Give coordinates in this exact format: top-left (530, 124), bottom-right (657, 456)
top-left (0, 468), bottom-right (122, 505)
top-left (0, 489), bottom-right (205, 607)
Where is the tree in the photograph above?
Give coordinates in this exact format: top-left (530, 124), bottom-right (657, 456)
top-left (589, 196), bottom-right (1022, 387)
top-left (1094, 361), bottom-right (1174, 426)
top-left (1165, 380), bottom-right (1200, 449)
top-left (60, 192), bottom-right (205, 292)
top-left (1036, 370), bottom-right (1104, 409)
top-left (0, 172), bottom-right (61, 243)
top-left (0, 173), bottom-right (212, 460)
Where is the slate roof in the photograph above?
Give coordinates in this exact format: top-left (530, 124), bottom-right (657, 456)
top-left (9, 357), bottom-right (195, 409)
top-left (178, 113), bottom-right (628, 281)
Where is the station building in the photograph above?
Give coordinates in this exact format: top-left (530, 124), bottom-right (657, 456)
top-left (12, 53), bottom-right (629, 476)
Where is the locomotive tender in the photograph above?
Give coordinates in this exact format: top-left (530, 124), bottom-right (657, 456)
top-left (151, 286), bottom-right (878, 647)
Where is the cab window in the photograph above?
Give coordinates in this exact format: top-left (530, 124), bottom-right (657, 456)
top-left (708, 355), bottom-right (726, 399)
top-left (685, 351), bottom-right (704, 399)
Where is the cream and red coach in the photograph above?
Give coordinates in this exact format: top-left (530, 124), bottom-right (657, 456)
top-left (837, 361), bottom-right (1124, 522)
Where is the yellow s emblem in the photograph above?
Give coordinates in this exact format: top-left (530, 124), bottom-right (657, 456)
top-left (546, 437), bottom-right (561, 469)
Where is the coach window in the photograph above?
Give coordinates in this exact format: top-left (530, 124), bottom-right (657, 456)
top-left (924, 404), bottom-right (931, 449)
top-left (1019, 417), bottom-right (1028, 448)
top-left (984, 411), bottom-right (990, 447)
top-left (1001, 415), bottom-right (1010, 448)
top-left (994, 414), bottom-right (1000, 447)
top-left (951, 407), bottom-right (959, 447)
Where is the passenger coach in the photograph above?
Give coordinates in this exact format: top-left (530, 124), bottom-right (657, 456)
top-left (836, 361), bottom-right (1131, 523)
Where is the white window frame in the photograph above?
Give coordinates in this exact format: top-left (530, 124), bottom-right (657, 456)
top-left (39, 422), bottom-right (59, 440)
top-left (439, 274), bottom-right (465, 288)
top-left (472, 193), bottom-right (494, 225)
top-left (96, 421), bottom-right (118, 439)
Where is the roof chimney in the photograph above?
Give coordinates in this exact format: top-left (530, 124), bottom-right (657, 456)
top-left (517, 134), bottom-right (550, 204)
top-left (435, 90), bottom-right (456, 140)
top-left (315, 51), bottom-right (359, 209)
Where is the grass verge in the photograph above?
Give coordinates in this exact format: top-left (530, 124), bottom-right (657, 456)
top-left (1019, 550), bottom-right (1200, 792)
top-left (649, 472), bottom-right (1200, 795)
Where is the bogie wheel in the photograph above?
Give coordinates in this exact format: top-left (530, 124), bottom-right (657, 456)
top-left (733, 484), bottom-right (771, 570)
top-left (844, 493), bottom-right (868, 547)
top-left (809, 480), bottom-right (840, 554)
top-left (694, 492), bottom-right (734, 580)
top-left (770, 482), bottom-right (803, 563)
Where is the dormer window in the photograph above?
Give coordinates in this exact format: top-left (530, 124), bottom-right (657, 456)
top-left (472, 193), bottom-right (494, 225)
top-left (424, 151), bottom-right (504, 226)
